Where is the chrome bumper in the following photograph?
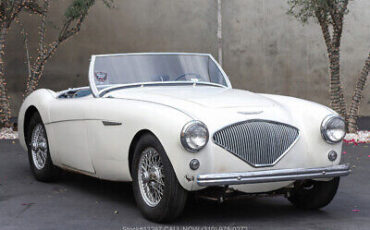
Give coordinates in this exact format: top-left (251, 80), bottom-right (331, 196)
top-left (197, 164), bottom-right (350, 186)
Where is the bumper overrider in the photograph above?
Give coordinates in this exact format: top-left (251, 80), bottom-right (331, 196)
top-left (197, 164), bottom-right (350, 186)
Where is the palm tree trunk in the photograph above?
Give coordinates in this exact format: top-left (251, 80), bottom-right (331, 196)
top-left (0, 26), bottom-right (11, 128)
top-left (329, 47), bottom-right (347, 118)
top-left (347, 52), bottom-right (370, 133)
top-left (316, 13), bottom-right (347, 118)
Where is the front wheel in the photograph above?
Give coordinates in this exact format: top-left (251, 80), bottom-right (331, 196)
top-left (27, 112), bottom-right (59, 182)
top-left (132, 134), bottom-right (187, 222)
top-left (288, 178), bottom-right (340, 210)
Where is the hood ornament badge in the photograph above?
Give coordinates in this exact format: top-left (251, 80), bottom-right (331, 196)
top-left (237, 110), bottom-right (264, 115)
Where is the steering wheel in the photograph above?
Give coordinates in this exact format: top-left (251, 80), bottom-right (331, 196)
top-left (175, 73), bottom-right (202, 81)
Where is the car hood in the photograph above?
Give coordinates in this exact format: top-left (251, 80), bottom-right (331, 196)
top-left (107, 86), bottom-right (296, 129)
top-left (108, 86), bottom-right (275, 109)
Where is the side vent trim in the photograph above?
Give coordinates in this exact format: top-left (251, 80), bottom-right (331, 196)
top-left (102, 121), bottom-right (122, 126)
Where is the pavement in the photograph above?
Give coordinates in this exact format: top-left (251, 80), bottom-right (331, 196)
top-left (358, 116), bottom-right (370, 130)
top-left (0, 140), bottom-right (369, 230)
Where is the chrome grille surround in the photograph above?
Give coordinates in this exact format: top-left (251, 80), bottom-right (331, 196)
top-left (213, 120), bottom-right (299, 167)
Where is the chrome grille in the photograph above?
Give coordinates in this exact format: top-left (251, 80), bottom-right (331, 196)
top-left (213, 120), bottom-right (299, 167)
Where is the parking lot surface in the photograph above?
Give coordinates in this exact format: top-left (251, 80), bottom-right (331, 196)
top-left (0, 140), bottom-right (369, 230)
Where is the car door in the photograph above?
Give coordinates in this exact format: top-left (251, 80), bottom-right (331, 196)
top-left (48, 97), bottom-right (95, 173)
top-left (84, 98), bottom-right (132, 180)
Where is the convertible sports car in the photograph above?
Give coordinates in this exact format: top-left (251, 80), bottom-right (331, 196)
top-left (18, 53), bottom-right (350, 222)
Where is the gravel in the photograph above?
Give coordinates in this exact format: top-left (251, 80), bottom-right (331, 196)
top-left (344, 131), bottom-right (370, 144)
top-left (0, 128), bottom-right (19, 140)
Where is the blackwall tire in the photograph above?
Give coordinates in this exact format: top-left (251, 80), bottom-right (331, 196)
top-left (288, 177), bottom-right (340, 210)
top-left (27, 112), bottom-right (59, 182)
top-left (132, 133), bottom-right (187, 222)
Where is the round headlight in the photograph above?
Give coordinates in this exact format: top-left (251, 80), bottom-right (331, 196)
top-left (180, 121), bottom-right (209, 152)
top-left (321, 115), bottom-right (346, 143)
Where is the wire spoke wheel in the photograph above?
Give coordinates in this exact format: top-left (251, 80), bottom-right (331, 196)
top-left (31, 124), bottom-right (48, 170)
top-left (132, 134), bottom-right (187, 222)
top-left (27, 112), bottom-right (59, 182)
top-left (138, 147), bottom-right (165, 207)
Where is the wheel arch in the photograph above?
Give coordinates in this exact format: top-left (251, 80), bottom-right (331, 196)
top-left (125, 123), bottom-right (198, 192)
top-left (23, 106), bottom-right (40, 145)
top-left (128, 129), bottom-right (157, 176)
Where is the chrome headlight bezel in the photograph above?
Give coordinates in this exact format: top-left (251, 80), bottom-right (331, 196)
top-left (180, 120), bottom-right (209, 152)
top-left (321, 115), bottom-right (346, 144)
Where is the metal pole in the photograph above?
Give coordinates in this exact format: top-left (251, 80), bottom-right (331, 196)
top-left (217, 0), bottom-right (223, 66)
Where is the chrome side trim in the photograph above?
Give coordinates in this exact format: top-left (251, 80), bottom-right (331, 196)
top-left (197, 164), bottom-right (351, 186)
top-left (102, 121), bottom-right (122, 126)
top-left (237, 110), bottom-right (263, 115)
top-left (45, 118), bottom-right (100, 125)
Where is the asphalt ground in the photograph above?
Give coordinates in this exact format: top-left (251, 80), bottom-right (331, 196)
top-left (0, 140), bottom-right (369, 230)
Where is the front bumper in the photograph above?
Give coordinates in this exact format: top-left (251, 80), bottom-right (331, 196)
top-left (197, 164), bottom-right (350, 186)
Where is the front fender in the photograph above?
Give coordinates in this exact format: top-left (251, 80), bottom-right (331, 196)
top-left (18, 89), bottom-right (56, 151)
top-left (259, 93), bottom-right (343, 165)
top-left (84, 98), bottom-right (201, 190)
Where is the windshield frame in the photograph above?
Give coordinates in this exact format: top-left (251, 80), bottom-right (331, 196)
top-left (88, 52), bottom-right (232, 98)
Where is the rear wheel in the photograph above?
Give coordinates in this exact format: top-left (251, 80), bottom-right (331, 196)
top-left (132, 133), bottom-right (187, 222)
top-left (27, 112), bottom-right (59, 182)
top-left (288, 178), bottom-right (340, 210)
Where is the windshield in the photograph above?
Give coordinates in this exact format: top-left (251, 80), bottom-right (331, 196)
top-left (89, 53), bottom-right (229, 97)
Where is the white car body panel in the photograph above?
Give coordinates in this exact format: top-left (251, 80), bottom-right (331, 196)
top-left (18, 53), bottom-right (343, 193)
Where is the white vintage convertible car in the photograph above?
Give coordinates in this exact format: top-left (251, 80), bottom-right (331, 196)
top-left (18, 53), bottom-right (350, 222)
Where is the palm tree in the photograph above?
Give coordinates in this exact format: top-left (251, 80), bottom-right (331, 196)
top-left (287, 0), bottom-right (369, 132)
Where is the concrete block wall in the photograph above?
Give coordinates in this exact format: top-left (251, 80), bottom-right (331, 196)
top-left (4, 0), bottom-right (370, 116)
